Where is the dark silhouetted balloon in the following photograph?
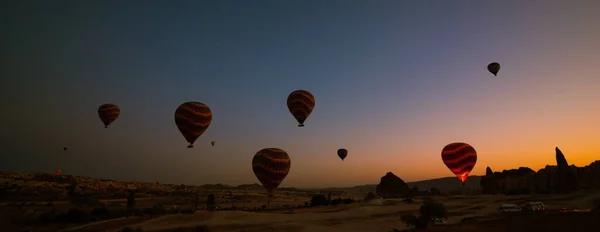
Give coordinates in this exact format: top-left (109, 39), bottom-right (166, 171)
top-left (441, 142), bottom-right (477, 185)
top-left (211, 141), bottom-right (216, 146)
top-left (252, 148), bottom-right (291, 198)
top-left (63, 147), bottom-right (67, 151)
top-left (487, 62), bottom-right (500, 76)
top-left (337, 148), bottom-right (348, 161)
top-left (98, 104), bottom-right (120, 128)
top-left (287, 90), bottom-right (315, 127)
top-left (174, 101), bottom-right (212, 148)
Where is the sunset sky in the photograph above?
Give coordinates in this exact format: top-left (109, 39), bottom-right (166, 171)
top-left (2, 0), bottom-right (599, 188)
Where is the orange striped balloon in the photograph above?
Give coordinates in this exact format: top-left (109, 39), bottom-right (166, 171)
top-left (287, 90), bottom-right (315, 127)
top-left (441, 142), bottom-right (477, 185)
top-left (174, 101), bottom-right (212, 148)
top-left (98, 104), bottom-right (120, 128)
top-left (252, 148), bottom-right (291, 197)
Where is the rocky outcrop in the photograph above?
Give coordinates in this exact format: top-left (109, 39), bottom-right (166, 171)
top-left (480, 147), bottom-right (600, 194)
top-left (375, 172), bottom-right (411, 198)
top-left (480, 167), bottom-right (500, 194)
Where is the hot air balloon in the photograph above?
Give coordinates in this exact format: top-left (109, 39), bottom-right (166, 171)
top-left (211, 141), bottom-right (216, 146)
top-left (54, 169), bottom-right (62, 176)
top-left (63, 147), bottom-right (67, 151)
top-left (487, 62), bottom-right (500, 76)
top-left (98, 104), bottom-right (120, 128)
top-left (337, 148), bottom-right (348, 161)
top-left (287, 90), bottom-right (315, 127)
top-left (252, 148), bottom-right (291, 204)
top-left (174, 101), bottom-right (212, 148)
top-left (441, 142), bottom-right (477, 185)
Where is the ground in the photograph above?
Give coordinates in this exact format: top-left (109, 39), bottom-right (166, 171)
top-left (3, 191), bottom-right (593, 232)
top-left (2, 173), bottom-right (599, 232)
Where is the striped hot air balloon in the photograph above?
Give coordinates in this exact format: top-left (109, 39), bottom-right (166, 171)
top-left (252, 148), bottom-right (291, 200)
top-left (98, 104), bottom-right (120, 128)
top-left (287, 90), bottom-right (315, 127)
top-left (174, 101), bottom-right (212, 148)
top-left (487, 62), bottom-right (500, 76)
top-left (337, 148), bottom-right (348, 161)
top-left (441, 142), bottom-right (477, 185)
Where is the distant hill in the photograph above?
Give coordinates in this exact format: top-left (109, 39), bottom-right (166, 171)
top-left (0, 171), bottom-right (478, 197)
top-left (306, 176), bottom-right (482, 197)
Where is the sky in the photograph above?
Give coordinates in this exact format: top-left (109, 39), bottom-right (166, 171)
top-left (1, 0), bottom-right (600, 188)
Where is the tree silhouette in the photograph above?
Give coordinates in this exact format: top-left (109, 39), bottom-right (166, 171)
top-left (206, 193), bottom-right (216, 210)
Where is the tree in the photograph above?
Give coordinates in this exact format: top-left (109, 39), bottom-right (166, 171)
top-left (310, 194), bottom-right (328, 206)
top-left (364, 192), bottom-right (377, 201)
top-left (67, 179), bottom-right (78, 197)
top-left (192, 192), bottom-right (199, 210)
top-left (127, 190), bottom-right (136, 209)
top-left (206, 193), bottom-right (216, 210)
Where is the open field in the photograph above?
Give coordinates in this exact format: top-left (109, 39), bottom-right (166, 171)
top-left (18, 191), bottom-right (593, 232)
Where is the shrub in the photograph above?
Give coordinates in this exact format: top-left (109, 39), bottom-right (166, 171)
top-left (401, 214), bottom-right (417, 227)
top-left (181, 209), bottom-right (195, 214)
top-left (143, 204), bottom-right (167, 216)
top-left (414, 216), bottom-right (429, 229)
top-left (37, 212), bottom-right (55, 224)
top-left (342, 198), bottom-right (356, 204)
top-left (194, 225), bottom-right (211, 232)
top-left (55, 208), bottom-right (90, 223)
top-left (120, 227), bottom-right (143, 232)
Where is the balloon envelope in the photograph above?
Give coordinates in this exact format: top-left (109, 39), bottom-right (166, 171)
top-left (252, 148), bottom-right (291, 196)
top-left (441, 142), bottom-right (477, 184)
top-left (487, 62), bottom-right (500, 76)
top-left (174, 102), bottom-right (212, 148)
top-left (98, 104), bottom-right (120, 128)
top-left (287, 90), bottom-right (315, 127)
top-left (337, 148), bottom-right (348, 161)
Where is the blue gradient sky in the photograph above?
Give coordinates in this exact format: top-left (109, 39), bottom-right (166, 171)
top-left (2, 0), bottom-right (600, 188)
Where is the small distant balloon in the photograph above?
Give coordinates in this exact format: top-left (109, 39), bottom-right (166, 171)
top-left (287, 90), bottom-right (315, 127)
top-left (252, 148), bottom-right (291, 199)
top-left (98, 104), bottom-right (120, 128)
top-left (211, 141), bottom-right (216, 146)
top-left (54, 169), bottom-right (62, 176)
top-left (441, 142), bottom-right (477, 185)
top-left (174, 101), bottom-right (212, 148)
top-left (63, 147), bottom-right (67, 151)
top-left (337, 148), bottom-right (348, 161)
top-left (487, 62), bottom-right (500, 76)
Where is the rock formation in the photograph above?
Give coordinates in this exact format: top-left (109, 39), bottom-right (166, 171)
top-left (375, 172), bottom-right (411, 198)
top-left (480, 147), bottom-right (600, 194)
